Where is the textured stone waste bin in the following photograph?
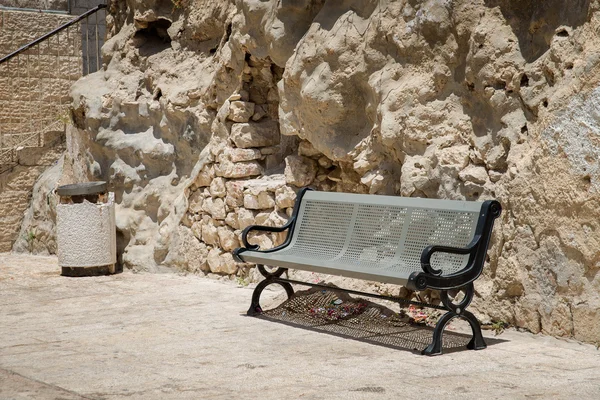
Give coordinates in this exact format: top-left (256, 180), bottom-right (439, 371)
top-left (56, 182), bottom-right (117, 276)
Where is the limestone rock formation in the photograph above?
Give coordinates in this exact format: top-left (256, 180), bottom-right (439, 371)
top-left (15, 0), bottom-right (600, 343)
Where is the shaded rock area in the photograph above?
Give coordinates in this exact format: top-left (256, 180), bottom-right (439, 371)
top-left (15, 0), bottom-right (600, 342)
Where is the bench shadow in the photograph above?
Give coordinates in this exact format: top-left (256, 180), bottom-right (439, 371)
top-left (251, 288), bottom-right (507, 355)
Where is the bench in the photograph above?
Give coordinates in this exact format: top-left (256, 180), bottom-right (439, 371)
top-left (233, 188), bottom-right (502, 355)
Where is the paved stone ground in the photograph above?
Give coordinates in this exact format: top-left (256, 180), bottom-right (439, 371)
top-left (1, 253), bottom-right (599, 400)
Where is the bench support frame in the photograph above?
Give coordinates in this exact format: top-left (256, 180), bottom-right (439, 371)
top-left (248, 267), bottom-right (486, 356)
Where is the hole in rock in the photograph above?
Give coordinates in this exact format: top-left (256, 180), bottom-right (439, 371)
top-left (494, 80), bottom-right (507, 90)
top-left (520, 73), bottom-right (529, 87)
top-left (133, 18), bottom-right (172, 55)
top-left (556, 28), bottom-right (570, 37)
top-left (224, 23), bottom-right (232, 43)
top-left (542, 99), bottom-right (549, 107)
top-left (521, 124), bottom-right (528, 133)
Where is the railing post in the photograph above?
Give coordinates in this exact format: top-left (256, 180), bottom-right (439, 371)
top-left (85, 15), bottom-right (90, 76)
top-left (95, 11), bottom-right (100, 72)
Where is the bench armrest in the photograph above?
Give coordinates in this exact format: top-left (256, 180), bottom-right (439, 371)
top-left (233, 187), bottom-right (312, 263)
top-left (241, 220), bottom-right (295, 250)
top-left (233, 222), bottom-right (295, 262)
top-left (420, 235), bottom-right (481, 276)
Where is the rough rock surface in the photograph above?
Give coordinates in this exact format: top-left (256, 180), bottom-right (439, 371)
top-left (15, 0), bottom-right (600, 343)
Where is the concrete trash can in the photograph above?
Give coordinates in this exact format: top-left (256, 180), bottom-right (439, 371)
top-left (56, 182), bottom-right (117, 276)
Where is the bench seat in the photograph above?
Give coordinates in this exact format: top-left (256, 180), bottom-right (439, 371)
top-left (238, 190), bottom-right (487, 287)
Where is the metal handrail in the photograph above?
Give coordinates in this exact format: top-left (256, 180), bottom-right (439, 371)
top-left (0, 4), bottom-right (107, 66)
top-left (0, 121), bottom-right (64, 158)
top-left (0, 121), bottom-right (65, 174)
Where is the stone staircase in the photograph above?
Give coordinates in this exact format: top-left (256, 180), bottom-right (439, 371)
top-left (0, 4), bottom-right (106, 252)
top-left (0, 126), bottom-right (66, 252)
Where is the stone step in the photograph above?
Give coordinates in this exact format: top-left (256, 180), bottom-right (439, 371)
top-left (42, 129), bottom-right (65, 146)
top-left (0, 129), bottom-right (65, 171)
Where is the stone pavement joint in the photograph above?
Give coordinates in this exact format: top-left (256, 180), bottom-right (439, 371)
top-left (1, 253), bottom-right (599, 400)
top-left (0, 367), bottom-right (91, 400)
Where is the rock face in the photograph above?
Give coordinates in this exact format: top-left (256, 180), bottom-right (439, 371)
top-left (16, 0), bottom-right (600, 343)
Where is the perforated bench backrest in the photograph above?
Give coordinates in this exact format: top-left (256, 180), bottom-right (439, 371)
top-left (277, 191), bottom-right (482, 277)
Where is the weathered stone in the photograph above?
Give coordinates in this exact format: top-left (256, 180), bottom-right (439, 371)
top-left (202, 197), bottom-right (226, 220)
top-left (225, 181), bottom-right (245, 208)
top-left (207, 248), bottom-right (238, 275)
top-left (215, 160), bottom-right (263, 179)
top-left (243, 191), bottom-right (275, 210)
top-left (209, 177), bottom-right (227, 198)
top-left (195, 166), bottom-right (214, 187)
top-left (243, 194), bottom-right (259, 210)
top-left (275, 186), bottom-right (296, 209)
top-left (489, 170), bottom-right (504, 182)
top-left (225, 212), bottom-right (239, 229)
top-left (228, 101), bottom-right (255, 123)
top-left (227, 148), bottom-right (262, 162)
top-left (236, 208), bottom-right (255, 230)
top-left (298, 140), bottom-right (321, 157)
top-left (327, 168), bottom-right (342, 182)
top-left (217, 226), bottom-right (239, 251)
top-left (191, 221), bottom-right (203, 240)
top-left (188, 190), bottom-right (204, 214)
top-left (252, 104), bottom-right (268, 121)
top-left (260, 146), bottom-right (280, 155)
top-left (284, 155), bottom-right (318, 187)
top-left (244, 176), bottom-right (287, 194)
top-left (246, 232), bottom-right (272, 250)
top-left (436, 146), bottom-right (470, 170)
top-left (254, 211), bottom-right (271, 226)
top-left (463, 181), bottom-right (485, 198)
top-left (231, 121), bottom-right (280, 148)
top-left (201, 220), bottom-right (219, 246)
top-left (318, 156), bottom-right (333, 168)
top-left (486, 145), bottom-right (508, 171)
top-left (360, 170), bottom-right (388, 194)
top-left (459, 165), bottom-right (489, 185)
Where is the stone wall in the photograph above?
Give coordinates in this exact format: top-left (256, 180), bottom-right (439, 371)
top-left (17, 0), bottom-right (600, 343)
top-left (0, 8), bottom-right (78, 251)
top-left (0, 10), bottom-right (81, 137)
top-left (0, 0), bottom-right (68, 11)
top-left (0, 130), bottom-right (65, 251)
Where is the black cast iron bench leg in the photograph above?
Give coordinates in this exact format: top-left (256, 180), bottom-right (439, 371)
top-left (422, 310), bottom-right (487, 355)
top-left (247, 266), bottom-right (294, 316)
top-left (422, 283), bottom-right (486, 356)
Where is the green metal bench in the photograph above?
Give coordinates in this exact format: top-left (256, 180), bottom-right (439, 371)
top-left (233, 188), bottom-right (502, 355)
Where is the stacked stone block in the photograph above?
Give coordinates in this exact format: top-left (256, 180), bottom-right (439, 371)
top-left (182, 55), bottom-right (371, 277)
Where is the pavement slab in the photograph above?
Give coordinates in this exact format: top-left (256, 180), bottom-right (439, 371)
top-left (1, 253), bottom-right (599, 399)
